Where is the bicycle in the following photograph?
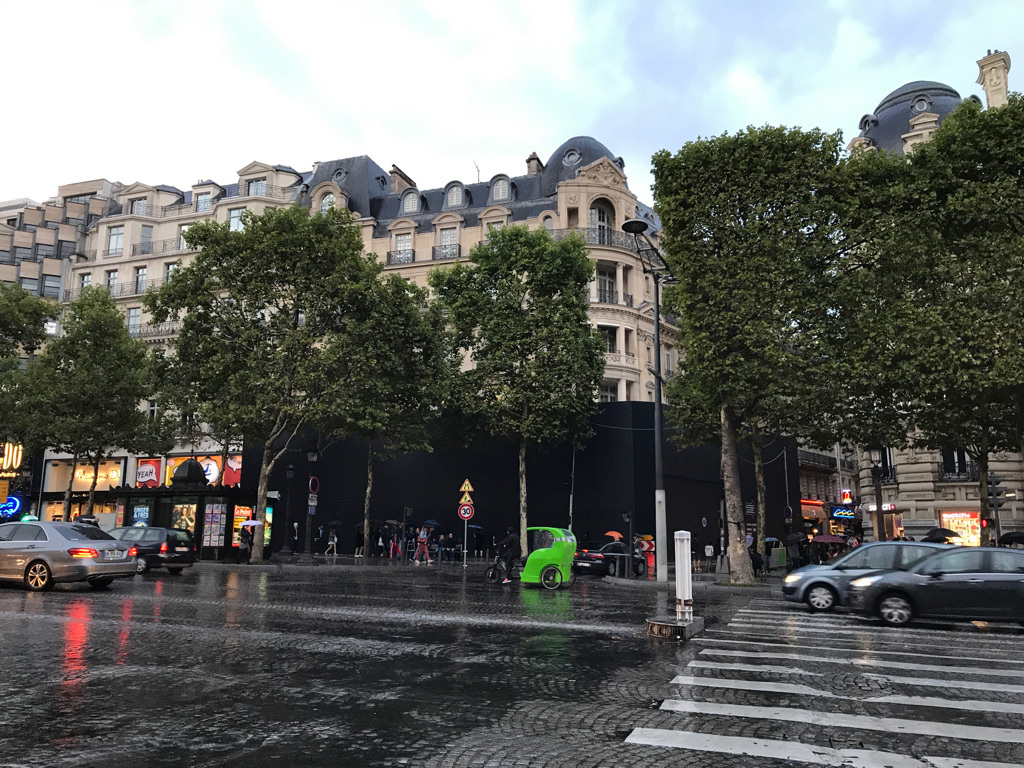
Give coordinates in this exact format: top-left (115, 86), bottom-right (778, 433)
top-left (485, 554), bottom-right (522, 584)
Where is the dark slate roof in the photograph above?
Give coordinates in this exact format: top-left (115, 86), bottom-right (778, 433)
top-left (541, 136), bottom-right (625, 197)
top-left (274, 164), bottom-right (300, 176)
top-left (856, 80), bottom-right (964, 154)
top-left (154, 185), bottom-right (184, 198)
top-left (295, 156), bottom-right (391, 218)
top-left (196, 180), bottom-right (224, 190)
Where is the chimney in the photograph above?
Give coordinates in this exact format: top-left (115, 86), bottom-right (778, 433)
top-left (526, 152), bottom-right (544, 175)
top-left (389, 164), bottom-right (416, 194)
top-left (977, 49), bottom-right (1011, 109)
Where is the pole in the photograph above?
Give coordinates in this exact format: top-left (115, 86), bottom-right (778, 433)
top-left (627, 509), bottom-right (635, 579)
top-left (872, 465), bottom-right (884, 542)
top-left (567, 449), bottom-right (575, 532)
top-left (402, 506), bottom-right (409, 566)
top-left (653, 274), bottom-right (667, 583)
top-left (463, 518), bottom-right (468, 569)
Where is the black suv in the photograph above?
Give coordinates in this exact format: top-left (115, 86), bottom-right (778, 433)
top-left (112, 527), bottom-right (196, 574)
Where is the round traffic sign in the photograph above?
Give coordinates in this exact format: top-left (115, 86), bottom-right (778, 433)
top-left (458, 504), bottom-right (474, 520)
top-left (309, 476), bottom-right (320, 494)
top-left (701, 517), bottom-right (708, 528)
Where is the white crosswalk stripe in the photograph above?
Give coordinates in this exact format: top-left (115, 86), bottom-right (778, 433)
top-left (625, 597), bottom-right (1024, 766)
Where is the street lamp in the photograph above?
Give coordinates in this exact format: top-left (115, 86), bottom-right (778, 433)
top-left (623, 218), bottom-right (676, 584)
top-left (280, 463), bottom-right (296, 556)
top-left (303, 450), bottom-right (319, 556)
top-left (867, 445), bottom-right (885, 542)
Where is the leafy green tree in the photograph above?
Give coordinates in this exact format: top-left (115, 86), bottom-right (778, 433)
top-left (0, 284), bottom-right (55, 434)
top-left (146, 206), bottom-right (381, 562)
top-left (428, 225), bottom-right (605, 554)
top-left (18, 288), bottom-right (165, 518)
top-left (654, 125), bottom-right (848, 583)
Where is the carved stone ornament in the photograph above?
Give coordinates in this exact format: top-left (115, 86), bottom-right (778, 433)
top-left (567, 194), bottom-right (579, 204)
top-left (578, 158), bottom-right (627, 189)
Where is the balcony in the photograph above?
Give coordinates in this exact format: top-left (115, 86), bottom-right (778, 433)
top-left (549, 227), bottom-right (640, 251)
top-left (387, 249), bottom-right (415, 265)
top-left (798, 449), bottom-right (838, 470)
top-left (64, 277), bottom-right (170, 302)
top-left (595, 288), bottom-right (618, 304)
top-left (102, 248), bottom-right (124, 259)
top-left (939, 463), bottom-right (978, 483)
top-left (622, 292), bottom-right (633, 307)
top-left (238, 183), bottom-right (292, 201)
top-left (128, 320), bottom-right (182, 339)
top-left (131, 237), bottom-right (197, 257)
top-left (604, 351), bottom-right (637, 366)
top-left (432, 244), bottom-right (461, 261)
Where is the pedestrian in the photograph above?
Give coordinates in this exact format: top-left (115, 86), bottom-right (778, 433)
top-left (354, 527), bottom-right (364, 558)
top-left (377, 532), bottom-right (386, 557)
top-left (414, 526), bottom-right (431, 565)
top-left (390, 532), bottom-right (401, 559)
top-left (704, 541), bottom-right (715, 572)
top-left (325, 528), bottom-right (338, 556)
top-left (749, 546), bottom-right (764, 577)
top-left (692, 542), bottom-right (702, 572)
top-left (239, 526), bottom-right (252, 564)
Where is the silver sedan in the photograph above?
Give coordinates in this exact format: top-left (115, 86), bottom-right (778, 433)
top-left (0, 521), bottom-right (137, 590)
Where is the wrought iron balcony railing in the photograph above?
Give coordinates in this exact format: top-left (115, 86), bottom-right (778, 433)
top-left (594, 288), bottom-right (618, 304)
top-left (131, 237), bottom-right (197, 256)
top-left (128, 320), bottom-right (182, 339)
top-left (549, 227), bottom-right (644, 252)
top-left (939, 463), bottom-right (978, 483)
top-left (604, 351), bottom-right (637, 366)
top-left (387, 249), bottom-right (415, 265)
top-left (432, 244), bottom-right (461, 261)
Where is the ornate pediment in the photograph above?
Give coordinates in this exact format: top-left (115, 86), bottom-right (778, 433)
top-left (576, 157), bottom-right (627, 189)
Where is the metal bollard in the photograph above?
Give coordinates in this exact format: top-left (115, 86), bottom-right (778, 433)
top-left (674, 530), bottom-right (693, 622)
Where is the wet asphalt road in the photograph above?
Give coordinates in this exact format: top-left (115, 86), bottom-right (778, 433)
top-left (6, 561), bottom-right (1023, 768)
top-left (0, 559), bottom-right (737, 768)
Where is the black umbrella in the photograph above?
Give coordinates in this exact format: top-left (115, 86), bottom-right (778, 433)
top-left (999, 531), bottom-right (1024, 546)
top-left (467, 524), bottom-right (483, 530)
top-left (423, 519), bottom-right (441, 527)
top-left (326, 520), bottom-right (344, 528)
top-left (922, 527), bottom-right (961, 543)
top-left (385, 519), bottom-right (402, 525)
top-left (785, 532), bottom-right (808, 545)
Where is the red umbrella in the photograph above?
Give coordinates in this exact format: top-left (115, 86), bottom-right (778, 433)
top-left (812, 534), bottom-right (845, 544)
top-left (604, 530), bottom-right (624, 540)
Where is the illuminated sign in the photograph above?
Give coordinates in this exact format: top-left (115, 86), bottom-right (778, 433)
top-left (75, 467), bottom-right (120, 483)
top-left (0, 442), bottom-right (24, 479)
top-left (841, 489), bottom-right (852, 504)
top-left (831, 506), bottom-right (855, 519)
top-left (0, 496), bottom-right (22, 518)
top-left (800, 499), bottom-right (824, 507)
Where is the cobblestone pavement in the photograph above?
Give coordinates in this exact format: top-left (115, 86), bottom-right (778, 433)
top-left (1, 561), bottom-right (1020, 767)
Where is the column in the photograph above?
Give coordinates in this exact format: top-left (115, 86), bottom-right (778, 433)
top-left (615, 262), bottom-right (624, 304)
top-left (616, 326), bottom-right (625, 356)
top-left (617, 378), bottom-right (627, 402)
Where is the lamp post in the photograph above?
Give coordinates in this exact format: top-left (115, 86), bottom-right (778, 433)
top-left (867, 446), bottom-right (885, 542)
top-left (280, 463), bottom-right (296, 555)
top-left (623, 218), bottom-right (675, 584)
top-left (303, 450), bottom-right (318, 557)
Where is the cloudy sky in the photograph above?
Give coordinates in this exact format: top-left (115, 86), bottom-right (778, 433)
top-left (1, 0), bottom-right (1019, 204)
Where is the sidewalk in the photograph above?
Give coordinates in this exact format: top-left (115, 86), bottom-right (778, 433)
top-left (605, 567), bottom-right (783, 597)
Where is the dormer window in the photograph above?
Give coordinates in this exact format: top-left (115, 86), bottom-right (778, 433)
top-left (320, 193), bottom-right (336, 214)
top-left (447, 186), bottom-right (463, 207)
top-left (130, 198), bottom-right (147, 215)
top-left (196, 193), bottom-right (211, 213)
top-left (493, 179), bottom-right (509, 201)
top-left (403, 192), bottom-right (419, 214)
top-left (247, 178), bottom-right (266, 197)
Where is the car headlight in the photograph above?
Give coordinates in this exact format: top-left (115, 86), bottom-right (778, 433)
top-left (851, 576), bottom-right (881, 588)
top-left (784, 574), bottom-right (803, 584)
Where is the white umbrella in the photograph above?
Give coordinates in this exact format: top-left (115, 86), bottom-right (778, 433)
top-left (239, 520), bottom-right (263, 527)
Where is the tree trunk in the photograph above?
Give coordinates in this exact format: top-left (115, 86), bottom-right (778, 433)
top-left (363, 440), bottom-right (374, 556)
top-left (519, 438), bottom-right (528, 556)
top-left (218, 430), bottom-right (230, 488)
top-left (85, 453), bottom-right (101, 517)
top-left (253, 436), bottom-right (274, 563)
top-left (722, 404), bottom-right (754, 583)
top-left (62, 454), bottom-right (79, 521)
top-left (752, 432), bottom-right (767, 569)
top-left (978, 431), bottom-right (993, 547)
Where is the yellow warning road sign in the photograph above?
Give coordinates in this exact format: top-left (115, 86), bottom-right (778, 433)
top-left (460, 479), bottom-right (474, 492)
top-left (460, 492), bottom-right (473, 504)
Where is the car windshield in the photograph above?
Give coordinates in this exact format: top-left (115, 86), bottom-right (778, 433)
top-left (56, 524), bottom-right (115, 541)
top-left (167, 530), bottom-right (192, 543)
top-left (114, 528), bottom-right (145, 541)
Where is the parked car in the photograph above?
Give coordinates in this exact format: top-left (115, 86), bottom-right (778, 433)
top-left (849, 546), bottom-right (1024, 627)
top-left (573, 541), bottom-right (646, 577)
top-left (782, 541), bottom-right (951, 612)
top-left (0, 521), bottom-right (136, 591)
top-left (112, 527), bottom-right (196, 574)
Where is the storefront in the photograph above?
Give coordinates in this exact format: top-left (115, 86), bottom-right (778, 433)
top-left (41, 457), bottom-right (126, 526)
top-left (828, 504), bottom-right (860, 535)
top-left (939, 509), bottom-right (981, 547)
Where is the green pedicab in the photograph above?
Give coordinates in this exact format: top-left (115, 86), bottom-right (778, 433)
top-left (521, 527), bottom-right (577, 590)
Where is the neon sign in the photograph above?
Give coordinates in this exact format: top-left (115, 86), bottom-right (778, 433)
top-left (831, 506), bottom-right (855, 519)
top-left (0, 496), bottom-right (22, 518)
top-left (0, 442), bottom-right (24, 479)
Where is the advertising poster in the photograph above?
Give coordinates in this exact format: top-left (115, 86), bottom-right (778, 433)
top-left (132, 505), bottom-right (151, 525)
top-left (203, 503), bottom-right (228, 547)
top-left (165, 456), bottom-right (223, 486)
top-left (940, 510), bottom-right (981, 547)
top-left (136, 458), bottom-right (162, 488)
top-left (233, 505), bottom-right (253, 547)
top-left (222, 455), bottom-right (242, 487)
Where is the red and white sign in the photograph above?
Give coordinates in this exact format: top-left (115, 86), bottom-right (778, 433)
top-left (136, 458), bottom-right (162, 488)
top-left (309, 476), bottom-right (319, 494)
top-left (458, 504), bottom-right (474, 520)
top-left (639, 539), bottom-right (655, 553)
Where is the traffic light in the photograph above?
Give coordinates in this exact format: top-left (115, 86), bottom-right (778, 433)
top-left (981, 519), bottom-right (990, 529)
top-left (987, 474), bottom-right (1006, 510)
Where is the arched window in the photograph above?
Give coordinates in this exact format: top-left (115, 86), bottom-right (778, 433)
top-left (319, 193), bottom-right (336, 214)
top-left (589, 199), bottom-right (614, 245)
top-left (447, 186), bottom-right (463, 207)
top-left (403, 193), bottom-right (418, 213)
top-left (542, 216), bottom-right (554, 232)
top-left (493, 179), bottom-right (509, 201)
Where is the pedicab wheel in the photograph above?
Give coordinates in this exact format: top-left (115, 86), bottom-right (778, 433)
top-left (540, 565), bottom-right (562, 590)
top-left (565, 571), bottom-right (576, 588)
top-left (485, 565), bottom-right (501, 584)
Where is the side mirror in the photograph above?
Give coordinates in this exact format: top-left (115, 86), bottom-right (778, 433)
top-left (928, 571), bottom-right (943, 579)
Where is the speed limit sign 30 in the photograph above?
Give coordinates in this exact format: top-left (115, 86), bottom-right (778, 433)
top-left (458, 503), bottom-right (474, 520)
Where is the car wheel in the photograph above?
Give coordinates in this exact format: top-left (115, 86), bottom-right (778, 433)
top-left (878, 593), bottom-right (913, 627)
top-left (25, 560), bottom-right (53, 592)
top-left (89, 577), bottom-right (114, 589)
top-left (634, 559), bottom-right (648, 577)
top-left (540, 565), bottom-right (562, 590)
top-left (806, 584), bottom-right (838, 613)
top-left (167, 568), bottom-right (183, 575)
top-left (136, 557), bottom-right (150, 574)
top-left (565, 572), bottom-right (576, 587)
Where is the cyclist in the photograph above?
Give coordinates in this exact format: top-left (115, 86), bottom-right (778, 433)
top-left (494, 527), bottom-right (522, 584)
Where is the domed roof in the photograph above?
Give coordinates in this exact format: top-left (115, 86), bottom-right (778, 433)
top-left (171, 458), bottom-right (209, 486)
top-left (856, 80), bottom-right (966, 154)
top-left (541, 136), bottom-right (625, 197)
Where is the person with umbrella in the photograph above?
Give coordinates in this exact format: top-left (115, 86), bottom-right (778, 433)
top-left (325, 527), bottom-right (338, 556)
top-left (413, 526), bottom-right (432, 565)
top-left (785, 532), bottom-right (808, 572)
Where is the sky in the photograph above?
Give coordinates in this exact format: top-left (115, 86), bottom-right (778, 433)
top-left (0, 0), bottom-right (1020, 206)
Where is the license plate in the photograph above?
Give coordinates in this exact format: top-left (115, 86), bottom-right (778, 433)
top-left (175, 547), bottom-right (189, 552)
top-left (104, 550), bottom-right (124, 560)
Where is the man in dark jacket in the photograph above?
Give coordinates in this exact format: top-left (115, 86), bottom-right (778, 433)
top-left (494, 527), bottom-right (522, 584)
